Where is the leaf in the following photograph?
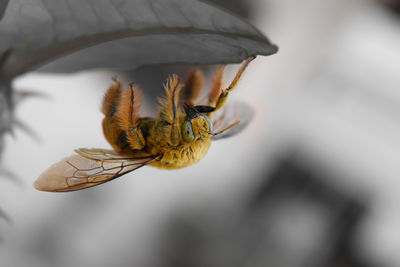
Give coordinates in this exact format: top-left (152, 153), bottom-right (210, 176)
top-left (0, 0), bottom-right (9, 20)
top-left (0, 0), bottom-right (277, 80)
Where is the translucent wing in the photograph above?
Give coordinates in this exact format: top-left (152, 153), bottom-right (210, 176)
top-left (34, 148), bottom-right (158, 192)
top-left (212, 101), bottom-right (254, 140)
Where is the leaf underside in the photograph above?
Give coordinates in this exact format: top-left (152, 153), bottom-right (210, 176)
top-left (0, 0), bottom-right (277, 79)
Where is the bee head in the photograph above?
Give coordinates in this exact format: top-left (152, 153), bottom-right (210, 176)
top-left (182, 104), bottom-right (214, 143)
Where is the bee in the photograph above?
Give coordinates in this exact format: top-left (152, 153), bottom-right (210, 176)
top-left (34, 57), bottom-right (255, 192)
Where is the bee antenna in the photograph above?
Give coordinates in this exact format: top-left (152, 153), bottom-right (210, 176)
top-left (183, 103), bottom-right (199, 120)
top-left (209, 120), bottom-right (240, 136)
top-left (183, 102), bottom-right (190, 112)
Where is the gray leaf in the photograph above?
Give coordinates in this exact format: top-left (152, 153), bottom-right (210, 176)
top-left (0, 0), bottom-right (277, 80)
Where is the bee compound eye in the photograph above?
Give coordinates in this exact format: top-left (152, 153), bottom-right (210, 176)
top-left (182, 120), bottom-right (195, 143)
top-left (199, 114), bottom-right (213, 132)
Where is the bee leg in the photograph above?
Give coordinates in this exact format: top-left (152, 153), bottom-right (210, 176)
top-left (102, 77), bottom-right (126, 152)
top-left (125, 126), bottom-right (145, 150)
top-left (115, 83), bottom-right (145, 150)
top-left (208, 56), bottom-right (255, 115)
top-left (180, 69), bottom-right (204, 106)
top-left (208, 65), bottom-right (225, 108)
top-left (102, 76), bottom-right (121, 116)
top-left (159, 75), bottom-right (183, 146)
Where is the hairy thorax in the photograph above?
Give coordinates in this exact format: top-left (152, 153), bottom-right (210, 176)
top-left (149, 137), bottom-right (211, 169)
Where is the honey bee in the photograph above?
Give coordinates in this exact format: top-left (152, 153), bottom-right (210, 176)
top-left (34, 57), bottom-right (255, 192)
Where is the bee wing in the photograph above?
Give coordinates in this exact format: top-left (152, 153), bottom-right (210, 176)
top-left (212, 101), bottom-right (254, 140)
top-left (34, 148), bottom-right (158, 192)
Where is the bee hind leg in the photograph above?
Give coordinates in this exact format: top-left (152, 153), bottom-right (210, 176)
top-left (115, 83), bottom-right (145, 150)
top-left (102, 79), bottom-right (145, 152)
top-left (102, 77), bottom-right (126, 152)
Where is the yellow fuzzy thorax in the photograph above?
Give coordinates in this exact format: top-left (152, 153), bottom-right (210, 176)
top-left (149, 137), bottom-right (211, 169)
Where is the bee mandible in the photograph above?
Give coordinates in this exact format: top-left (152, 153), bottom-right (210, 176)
top-left (34, 56), bottom-right (255, 192)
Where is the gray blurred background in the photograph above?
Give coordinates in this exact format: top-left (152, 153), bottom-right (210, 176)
top-left (1, 0), bottom-right (400, 266)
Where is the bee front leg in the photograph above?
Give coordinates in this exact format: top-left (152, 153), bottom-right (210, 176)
top-left (208, 56), bottom-right (255, 115)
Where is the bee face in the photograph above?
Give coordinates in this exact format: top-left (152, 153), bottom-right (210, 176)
top-left (182, 106), bottom-right (213, 143)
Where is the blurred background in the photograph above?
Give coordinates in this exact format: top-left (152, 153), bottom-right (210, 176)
top-left (1, 0), bottom-right (400, 266)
